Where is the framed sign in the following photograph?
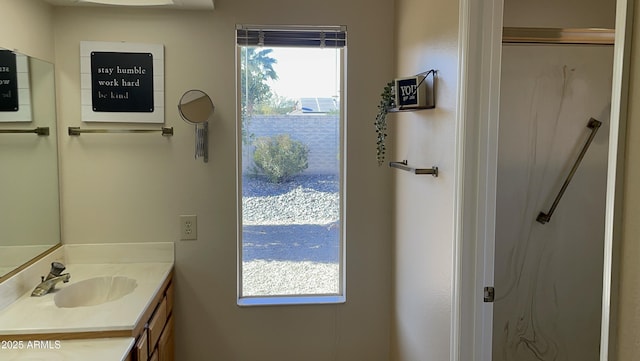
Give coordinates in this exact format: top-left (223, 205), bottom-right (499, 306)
top-left (0, 50), bottom-right (32, 122)
top-left (394, 75), bottom-right (428, 108)
top-left (80, 41), bottom-right (164, 123)
top-left (91, 51), bottom-right (154, 112)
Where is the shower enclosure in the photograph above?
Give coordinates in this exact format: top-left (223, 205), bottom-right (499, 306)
top-left (491, 31), bottom-right (615, 361)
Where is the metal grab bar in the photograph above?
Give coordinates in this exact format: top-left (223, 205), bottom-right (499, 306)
top-left (0, 127), bottom-right (49, 136)
top-left (536, 118), bottom-right (602, 224)
top-left (68, 127), bottom-right (173, 136)
top-left (389, 160), bottom-right (439, 177)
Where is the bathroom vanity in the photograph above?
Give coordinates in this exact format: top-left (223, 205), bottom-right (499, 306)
top-left (0, 243), bottom-right (174, 361)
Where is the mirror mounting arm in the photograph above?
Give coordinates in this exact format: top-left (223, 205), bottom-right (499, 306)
top-left (178, 89), bottom-right (215, 163)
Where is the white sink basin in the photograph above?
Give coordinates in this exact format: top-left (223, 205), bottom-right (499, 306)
top-left (54, 276), bottom-right (137, 308)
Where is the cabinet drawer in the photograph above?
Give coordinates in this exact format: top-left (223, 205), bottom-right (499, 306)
top-left (148, 297), bottom-right (168, 351)
top-left (135, 329), bottom-right (149, 361)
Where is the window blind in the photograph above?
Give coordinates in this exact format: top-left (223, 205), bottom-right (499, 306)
top-left (236, 26), bottom-right (347, 48)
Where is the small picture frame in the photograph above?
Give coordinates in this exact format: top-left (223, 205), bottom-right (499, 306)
top-left (394, 75), bottom-right (428, 109)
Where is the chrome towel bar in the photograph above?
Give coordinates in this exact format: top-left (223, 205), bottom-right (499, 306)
top-left (389, 160), bottom-right (438, 177)
top-left (536, 118), bottom-right (601, 224)
top-left (68, 127), bottom-right (173, 136)
top-left (0, 127), bottom-right (49, 136)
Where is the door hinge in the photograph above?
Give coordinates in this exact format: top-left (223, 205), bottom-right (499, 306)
top-left (484, 286), bottom-right (495, 303)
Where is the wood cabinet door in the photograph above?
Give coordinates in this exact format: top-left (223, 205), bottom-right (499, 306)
top-left (148, 297), bottom-right (168, 351)
top-left (158, 315), bottom-right (175, 361)
top-left (149, 350), bottom-right (159, 361)
top-left (135, 329), bottom-right (149, 361)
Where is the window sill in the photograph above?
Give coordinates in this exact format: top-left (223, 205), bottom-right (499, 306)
top-left (237, 295), bottom-right (346, 307)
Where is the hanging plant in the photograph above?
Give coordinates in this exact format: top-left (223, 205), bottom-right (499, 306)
top-left (375, 81), bottom-right (395, 166)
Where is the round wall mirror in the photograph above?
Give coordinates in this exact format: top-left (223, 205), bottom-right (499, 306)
top-left (178, 90), bottom-right (214, 124)
top-left (178, 90), bottom-right (214, 163)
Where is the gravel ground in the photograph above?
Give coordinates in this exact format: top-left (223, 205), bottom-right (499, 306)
top-left (242, 175), bottom-right (340, 296)
top-left (242, 260), bottom-right (339, 296)
top-left (242, 174), bottom-right (339, 226)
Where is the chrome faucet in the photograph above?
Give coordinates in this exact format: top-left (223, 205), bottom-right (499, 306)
top-left (31, 262), bottom-right (71, 297)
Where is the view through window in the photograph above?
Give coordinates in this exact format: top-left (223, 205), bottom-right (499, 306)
top-left (238, 30), bottom-right (344, 302)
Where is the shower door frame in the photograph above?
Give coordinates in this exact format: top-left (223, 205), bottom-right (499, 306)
top-left (453, 0), bottom-right (633, 361)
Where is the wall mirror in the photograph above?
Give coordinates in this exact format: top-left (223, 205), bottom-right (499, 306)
top-left (0, 47), bottom-right (60, 281)
top-left (178, 89), bottom-right (214, 163)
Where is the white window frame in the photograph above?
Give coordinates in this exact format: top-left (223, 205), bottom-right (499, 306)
top-left (235, 25), bottom-right (347, 306)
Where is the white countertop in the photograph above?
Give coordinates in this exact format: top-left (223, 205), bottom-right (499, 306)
top-left (0, 243), bottom-right (175, 360)
top-left (0, 337), bottom-right (134, 361)
top-left (0, 262), bottom-right (173, 335)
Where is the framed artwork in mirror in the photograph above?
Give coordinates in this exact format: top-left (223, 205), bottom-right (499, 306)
top-left (0, 49), bottom-right (32, 122)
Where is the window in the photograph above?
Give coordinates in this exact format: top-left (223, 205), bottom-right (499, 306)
top-left (236, 25), bottom-right (346, 306)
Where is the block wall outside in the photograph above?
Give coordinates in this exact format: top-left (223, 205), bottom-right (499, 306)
top-left (242, 114), bottom-right (340, 175)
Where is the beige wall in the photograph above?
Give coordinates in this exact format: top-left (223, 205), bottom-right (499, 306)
top-left (391, 0), bottom-right (459, 360)
top-left (2, 0), bottom-right (55, 62)
top-left (52, 1), bottom-right (393, 360)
